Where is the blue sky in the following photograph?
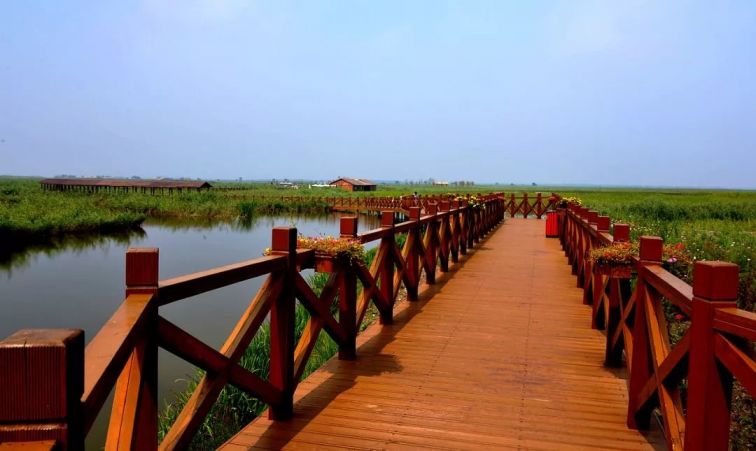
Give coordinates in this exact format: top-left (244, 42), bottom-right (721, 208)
top-left (1, 1), bottom-right (755, 187)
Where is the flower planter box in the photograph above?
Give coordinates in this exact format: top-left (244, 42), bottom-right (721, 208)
top-left (314, 254), bottom-right (357, 273)
top-left (594, 263), bottom-right (634, 278)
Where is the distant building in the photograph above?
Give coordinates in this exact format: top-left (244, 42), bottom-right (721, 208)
top-left (40, 178), bottom-right (212, 193)
top-left (329, 177), bottom-right (377, 192)
top-left (432, 180), bottom-right (449, 186)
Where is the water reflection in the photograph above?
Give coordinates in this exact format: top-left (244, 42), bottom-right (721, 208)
top-left (0, 227), bottom-right (146, 272)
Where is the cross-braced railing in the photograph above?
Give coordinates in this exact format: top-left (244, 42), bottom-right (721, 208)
top-left (0, 195), bottom-right (506, 450)
top-left (559, 204), bottom-right (756, 451)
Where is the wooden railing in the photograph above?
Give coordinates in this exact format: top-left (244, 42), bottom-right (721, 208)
top-left (0, 195), bottom-right (505, 450)
top-left (226, 192), bottom-right (557, 218)
top-left (559, 203), bottom-right (756, 451)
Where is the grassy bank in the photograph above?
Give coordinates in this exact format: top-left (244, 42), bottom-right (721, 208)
top-left (0, 179), bottom-right (333, 242)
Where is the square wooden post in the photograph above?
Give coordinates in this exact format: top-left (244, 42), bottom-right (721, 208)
top-left (0, 329), bottom-right (84, 450)
top-left (684, 261), bottom-right (739, 451)
top-left (627, 236), bottom-right (663, 430)
top-left (105, 248), bottom-right (159, 450)
top-left (404, 207), bottom-right (421, 301)
top-left (425, 203), bottom-right (439, 284)
top-left (338, 217), bottom-right (358, 360)
top-left (604, 224), bottom-right (631, 367)
top-left (269, 227), bottom-right (297, 420)
top-left (450, 201), bottom-right (460, 263)
top-left (379, 211), bottom-right (396, 324)
top-left (438, 202), bottom-right (450, 272)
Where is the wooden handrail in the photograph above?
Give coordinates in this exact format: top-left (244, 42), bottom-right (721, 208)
top-left (223, 192), bottom-right (556, 218)
top-left (559, 202), bottom-right (755, 451)
top-left (0, 194), bottom-right (506, 449)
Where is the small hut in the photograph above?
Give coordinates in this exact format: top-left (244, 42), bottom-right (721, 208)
top-left (328, 177), bottom-right (377, 192)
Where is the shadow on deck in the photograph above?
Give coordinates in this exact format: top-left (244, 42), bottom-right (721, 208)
top-left (221, 219), bottom-right (664, 450)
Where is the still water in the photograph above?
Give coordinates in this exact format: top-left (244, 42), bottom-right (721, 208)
top-left (0, 213), bottom-right (381, 448)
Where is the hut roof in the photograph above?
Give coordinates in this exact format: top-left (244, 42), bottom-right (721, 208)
top-left (329, 177), bottom-right (376, 186)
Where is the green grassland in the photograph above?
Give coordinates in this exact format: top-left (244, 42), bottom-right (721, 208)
top-left (561, 188), bottom-right (755, 310)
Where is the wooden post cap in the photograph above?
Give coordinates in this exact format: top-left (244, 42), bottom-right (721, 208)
top-left (597, 216), bottom-right (611, 232)
top-left (0, 329), bottom-right (84, 422)
top-left (339, 216), bottom-right (358, 237)
top-left (272, 227), bottom-right (297, 253)
top-left (380, 211), bottom-right (395, 228)
top-left (408, 207), bottom-right (421, 221)
top-left (125, 248), bottom-right (159, 288)
top-left (587, 211), bottom-right (599, 224)
top-left (639, 236), bottom-right (663, 262)
top-left (427, 203), bottom-right (438, 215)
top-left (451, 200), bottom-right (460, 209)
top-left (439, 201), bottom-right (450, 212)
top-left (613, 224), bottom-right (630, 242)
top-left (693, 261), bottom-right (739, 300)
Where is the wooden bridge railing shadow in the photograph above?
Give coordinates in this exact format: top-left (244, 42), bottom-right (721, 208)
top-left (560, 203), bottom-right (756, 451)
top-left (0, 194), bottom-right (507, 450)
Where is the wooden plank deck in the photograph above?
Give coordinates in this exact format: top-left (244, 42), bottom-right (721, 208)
top-left (221, 218), bottom-right (664, 450)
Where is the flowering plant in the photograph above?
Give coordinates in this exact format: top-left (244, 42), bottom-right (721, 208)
top-left (558, 196), bottom-right (582, 208)
top-left (662, 243), bottom-right (692, 267)
top-left (458, 195), bottom-right (485, 210)
top-left (264, 235), bottom-right (365, 262)
top-left (589, 242), bottom-right (638, 266)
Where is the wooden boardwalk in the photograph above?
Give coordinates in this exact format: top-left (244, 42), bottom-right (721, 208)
top-left (222, 218), bottom-right (663, 450)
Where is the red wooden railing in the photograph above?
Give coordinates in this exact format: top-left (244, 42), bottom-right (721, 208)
top-left (0, 195), bottom-right (505, 450)
top-left (559, 203), bottom-right (756, 451)
top-left (228, 192), bottom-right (558, 218)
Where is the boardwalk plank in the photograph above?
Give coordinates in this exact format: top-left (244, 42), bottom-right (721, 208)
top-left (220, 219), bottom-right (662, 450)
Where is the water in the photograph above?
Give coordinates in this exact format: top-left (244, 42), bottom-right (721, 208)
top-left (0, 213), bottom-right (382, 448)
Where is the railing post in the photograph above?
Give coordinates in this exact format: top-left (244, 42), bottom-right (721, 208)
top-left (604, 224), bottom-right (631, 367)
top-left (105, 248), bottom-right (159, 450)
top-left (406, 207), bottom-right (421, 300)
top-left (425, 203), bottom-right (439, 284)
top-left (0, 329), bottom-right (84, 449)
top-left (438, 201), bottom-right (450, 272)
top-left (450, 200), bottom-right (460, 263)
top-left (627, 236), bottom-right (663, 430)
top-left (459, 200), bottom-right (468, 256)
top-left (379, 211), bottom-right (396, 324)
top-left (588, 217), bottom-right (612, 323)
top-left (269, 227), bottom-right (297, 420)
top-left (684, 261), bottom-right (739, 451)
top-left (338, 217), bottom-right (358, 360)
